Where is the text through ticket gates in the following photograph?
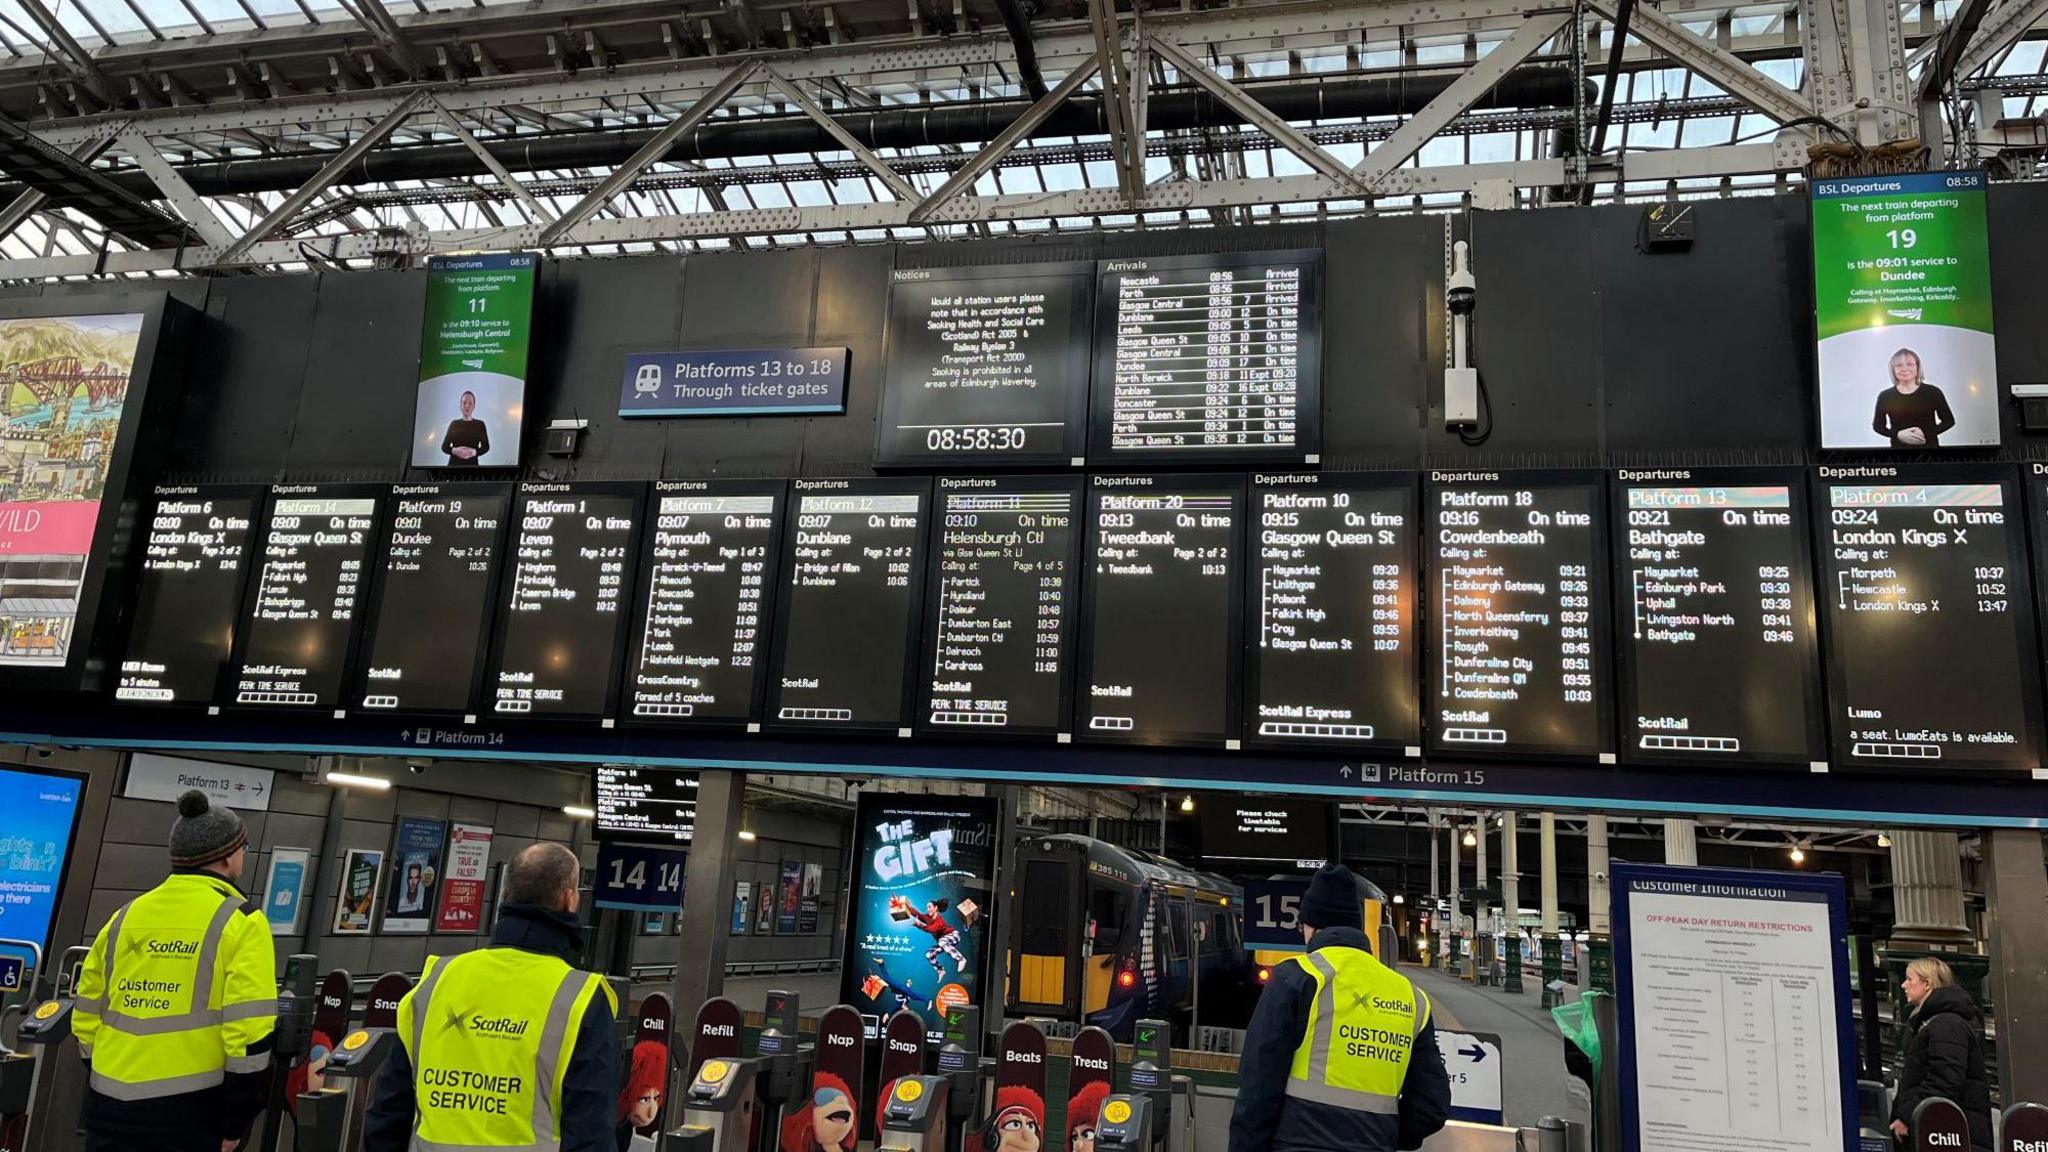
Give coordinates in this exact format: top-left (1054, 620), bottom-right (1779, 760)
top-left (300, 971), bottom-right (412, 1152)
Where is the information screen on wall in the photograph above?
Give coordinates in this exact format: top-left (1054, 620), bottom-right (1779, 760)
top-left (232, 485), bottom-right (382, 712)
top-left (1197, 797), bottom-right (1333, 864)
top-left (0, 765), bottom-right (84, 955)
top-left (1612, 468), bottom-right (1827, 767)
top-left (1090, 250), bottom-right (1322, 464)
top-left (1246, 472), bottom-right (1419, 752)
top-left (1078, 475), bottom-right (1244, 746)
top-left (839, 792), bottom-right (998, 1042)
top-left (1814, 465), bottom-right (2044, 771)
top-left (919, 476), bottom-right (1084, 740)
top-left (411, 252), bottom-right (537, 468)
top-left (1811, 172), bottom-right (1997, 449)
top-left (116, 487), bottom-right (261, 706)
top-left (356, 482), bottom-right (511, 715)
top-left (767, 478), bottom-right (931, 733)
top-left (596, 764), bottom-right (698, 843)
top-left (490, 482), bottom-right (643, 720)
top-left (1425, 470), bottom-right (1613, 760)
top-left (626, 480), bottom-right (784, 726)
top-left (877, 263), bottom-right (1093, 468)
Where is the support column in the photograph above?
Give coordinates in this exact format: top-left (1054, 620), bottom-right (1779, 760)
top-left (673, 770), bottom-right (746, 1029)
top-left (1475, 814), bottom-right (1491, 982)
top-left (1540, 811), bottom-right (1563, 1002)
top-left (1447, 818), bottom-right (1462, 975)
top-left (1502, 811), bottom-right (1523, 993)
top-left (1428, 813), bottom-right (1441, 968)
top-left (1889, 830), bottom-right (1973, 944)
top-left (1587, 814), bottom-right (1612, 991)
top-left (1663, 818), bottom-right (1698, 866)
top-left (1985, 829), bottom-right (2048, 1106)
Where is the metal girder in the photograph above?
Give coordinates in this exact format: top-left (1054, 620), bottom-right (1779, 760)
top-left (763, 68), bottom-right (919, 201)
top-left (344, 0), bottom-right (427, 78)
top-left (112, 129), bottom-right (236, 247)
top-left (904, 56), bottom-right (1100, 224)
top-left (1088, 0), bottom-right (1140, 202)
top-left (214, 90), bottom-right (431, 264)
top-left (1149, 37), bottom-right (1369, 196)
top-left (1585, 0), bottom-right (1812, 124)
top-left (14, 0), bottom-right (120, 108)
top-left (536, 58), bottom-right (759, 247)
top-left (0, 125), bottom-right (119, 244)
top-left (1802, 0), bottom-right (1912, 141)
top-left (0, 117), bottom-right (193, 247)
top-left (1352, 11), bottom-right (1569, 189)
top-left (427, 97), bottom-right (554, 224)
top-left (1956, 0), bottom-right (2048, 81)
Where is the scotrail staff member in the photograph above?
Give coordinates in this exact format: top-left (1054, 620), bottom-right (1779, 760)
top-left (1228, 864), bottom-right (1449, 1152)
top-left (74, 790), bottom-right (278, 1152)
top-left (364, 843), bottom-right (620, 1152)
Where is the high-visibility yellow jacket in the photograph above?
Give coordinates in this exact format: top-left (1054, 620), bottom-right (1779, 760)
top-left (1284, 944), bottom-right (1431, 1113)
top-left (74, 870), bottom-right (278, 1136)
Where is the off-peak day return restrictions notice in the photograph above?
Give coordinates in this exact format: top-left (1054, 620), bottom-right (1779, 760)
top-left (117, 487), bottom-right (260, 705)
top-left (1815, 466), bottom-right (2043, 771)
top-left (233, 487), bottom-right (381, 712)
top-left (1427, 471), bottom-right (1612, 759)
top-left (357, 482), bottom-right (511, 714)
top-left (491, 483), bottom-right (643, 720)
top-left (625, 481), bottom-right (783, 725)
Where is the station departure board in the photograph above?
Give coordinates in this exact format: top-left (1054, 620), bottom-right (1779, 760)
top-left (1091, 250), bottom-right (1322, 464)
top-left (1816, 465), bottom-right (2043, 772)
top-left (1246, 473), bottom-right (1419, 752)
top-left (356, 483), bottom-right (511, 715)
top-left (919, 475), bottom-right (1084, 740)
top-left (1426, 471), bottom-right (1613, 760)
top-left (876, 263), bottom-right (1093, 468)
top-left (1078, 475), bottom-right (1245, 746)
top-left (490, 483), bottom-right (644, 721)
top-left (595, 764), bottom-right (698, 843)
top-left (625, 480), bottom-right (784, 726)
top-left (232, 485), bottom-right (382, 712)
top-left (767, 478), bottom-right (931, 733)
top-left (1614, 468), bottom-right (1826, 767)
top-left (116, 487), bottom-right (261, 706)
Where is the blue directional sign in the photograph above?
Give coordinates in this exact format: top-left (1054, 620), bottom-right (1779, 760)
top-left (1242, 878), bottom-right (1309, 952)
top-left (618, 348), bottom-right (849, 417)
top-left (595, 840), bottom-right (688, 913)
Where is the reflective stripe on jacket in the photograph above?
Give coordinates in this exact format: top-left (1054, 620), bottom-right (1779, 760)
top-left (1284, 946), bottom-right (1432, 1114)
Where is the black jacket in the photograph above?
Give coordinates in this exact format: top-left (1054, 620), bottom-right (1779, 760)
top-left (1891, 984), bottom-right (1992, 1151)
top-left (1227, 927), bottom-right (1451, 1152)
top-left (363, 905), bottom-right (620, 1152)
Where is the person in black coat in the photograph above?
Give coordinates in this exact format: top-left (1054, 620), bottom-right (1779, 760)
top-left (1889, 957), bottom-right (1992, 1150)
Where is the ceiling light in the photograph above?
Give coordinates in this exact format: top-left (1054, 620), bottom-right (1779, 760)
top-left (1877, 833), bottom-right (1893, 848)
top-left (1393, 893), bottom-right (1406, 905)
top-left (737, 828), bottom-right (757, 842)
top-left (323, 771), bottom-right (390, 791)
top-left (1462, 829), bottom-right (1477, 848)
top-left (1180, 794), bottom-right (1195, 813)
top-left (563, 805), bottom-right (595, 820)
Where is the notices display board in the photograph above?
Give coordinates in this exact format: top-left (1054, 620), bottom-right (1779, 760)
top-left (596, 764), bottom-right (698, 844)
top-left (1425, 470), bottom-right (1613, 760)
top-left (1613, 863), bottom-right (1856, 1152)
top-left (412, 252), bottom-right (537, 468)
top-left (357, 482), bottom-right (511, 715)
top-left (435, 822), bottom-right (493, 933)
top-left (626, 480), bottom-right (783, 725)
top-left (1613, 468), bottom-right (1827, 767)
top-left (1198, 797), bottom-right (1333, 864)
top-left (491, 482), bottom-right (644, 720)
top-left (1090, 250), bottom-right (1321, 465)
top-left (381, 815), bottom-right (446, 934)
top-left (839, 793), bottom-right (998, 1042)
top-left (116, 486), bottom-right (260, 705)
top-left (877, 263), bottom-right (1093, 468)
top-left (232, 485), bottom-right (382, 712)
top-left (0, 765), bottom-right (84, 954)
top-left (1812, 172), bottom-right (1997, 449)
top-left (1814, 465), bottom-right (2044, 771)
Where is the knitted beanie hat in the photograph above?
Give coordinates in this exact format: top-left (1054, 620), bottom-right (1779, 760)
top-left (169, 789), bottom-right (247, 867)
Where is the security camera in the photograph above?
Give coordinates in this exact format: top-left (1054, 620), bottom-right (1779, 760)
top-left (1445, 239), bottom-right (1480, 427)
top-left (406, 758), bottom-right (431, 775)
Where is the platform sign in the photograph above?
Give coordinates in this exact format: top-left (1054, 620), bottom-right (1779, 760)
top-left (595, 840), bottom-right (687, 913)
top-left (1241, 878), bottom-right (1308, 952)
top-left (1437, 1029), bottom-right (1503, 1126)
top-left (412, 252), bottom-right (536, 467)
top-left (619, 348), bottom-right (848, 417)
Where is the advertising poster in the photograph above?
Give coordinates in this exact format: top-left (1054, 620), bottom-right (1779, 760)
top-left (732, 880), bottom-right (751, 935)
top-left (381, 816), bottom-right (447, 933)
top-left (262, 847), bottom-right (310, 935)
top-left (755, 874), bottom-right (775, 934)
top-left (798, 863), bottom-right (823, 934)
top-left (435, 822), bottom-right (494, 933)
top-left (332, 848), bottom-right (383, 934)
top-left (410, 252), bottom-right (537, 468)
top-left (1812, 172), bottom-right (1998, 448)
top-left (0, 312), bottom-right (144, 667)
top-left (776, 860), bottom-right (803, 934)
top-left (0, 766), bottom-right (84, 954)
top-left (837, 793), bottom-right (998, 1040)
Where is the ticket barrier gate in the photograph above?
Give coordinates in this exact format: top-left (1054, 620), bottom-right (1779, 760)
top-left (0, 943), bottom-right (44, 1152)
top-left (1855, 1079), bottom-right (1891, 1152)
top-left (8, 945), bottom-right (87, 1152)
top-left (297, 1024), bottom-right (400, 1152)
top-left (1095, 1019), bottom-right (1182, 1152)
top-left (877, 1006), bottom-right (983, 1152)
top-left (669, 990), bottom-right (812, 1152)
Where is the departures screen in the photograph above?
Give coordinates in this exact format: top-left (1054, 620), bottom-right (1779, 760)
top-left (876, 263), bottom-right (1093, 468)
top-left (232, 486), bottom-right (381, 711)
top-left (1426, 471), bottom-right (1612, 760)
top-left (626, 481), bottom-right (784, 725)
top-left (767, 479), bottom-right (931, 732)
top-left (490, 483), bottom-right (643, 720)
top-left (1816, 465), bottom-right (2043, 771)
top-left (1246, 472), bottom-right (1419, 751)
top-left (356, 482), bottom-right (511, 714)
top-left (116, 487), bottom-right (260, 705)
top-left (920, 476), bottom-right (1084, 739)
top-left (1078, 475), bottom-right (1244, 746)
top-left (595, 764), bottom-right (698, 843)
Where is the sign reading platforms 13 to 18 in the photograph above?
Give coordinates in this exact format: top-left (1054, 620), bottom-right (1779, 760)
top-left (411, 252), bottom-right (537, 468)
top-left (1811, 172), bottom-right (1998, 450)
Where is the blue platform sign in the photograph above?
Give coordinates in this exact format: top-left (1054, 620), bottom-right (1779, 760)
top-left (595, 841), bottom-right (688, 913)
top-left (618, 347), bottom-right (849, 417)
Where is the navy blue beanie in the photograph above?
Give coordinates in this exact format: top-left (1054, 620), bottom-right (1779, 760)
top-left (1299, 863), bottom-right (1363, 932)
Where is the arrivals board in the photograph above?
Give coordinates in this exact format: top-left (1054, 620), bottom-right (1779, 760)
top-left (625, 480), bottom-right (784, 726)
top-left (595, 764), bottom-right (698, 843)
top-left (1816, 465), bottom-right (2043, 771)
top-left (1246, 472), bottom-right (1420, 751)
top-left (490, 483), bottom-right (643, 720)
top-left (919, 475), bottom-right (1085, 740)
top-left (767, 478), bottom-right (931, 733)
top-left (1078, 475), bottom-right (1245, 746)
top-left (1613, 468), bottom-right (1827, 767)
top-left (356, 482), bottom-right (512, 715)
top-left (116, 487), bottom-right (261, 706)
top-left (232, 487), bottom-right (381, 711)
top-left (1426, 471), bottom-right (1613, 760)
top-left (1090, 250), bottom-right (1322, 464)
top-left (876, 263), bottom-right (1093, 468)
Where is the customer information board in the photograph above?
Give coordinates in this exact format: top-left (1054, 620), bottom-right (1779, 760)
top-left (356, 482), bottom-right (511, 715)
top-left (117, 487), bottom-right (261, 706)
top-left (411, 252), bottom-right (537, 467)
top-left (231, 485), bottom-right (382, 712)
top-left (1815, 465), bottom-right (2044, 771)
top-left (1811, 172), bottom-right (1998, 449)
top-left (490, 483), bottom-right (643, 720)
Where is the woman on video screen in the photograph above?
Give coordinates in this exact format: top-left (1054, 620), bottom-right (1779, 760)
top-left (1871, 347), bottom-right (1957, 447)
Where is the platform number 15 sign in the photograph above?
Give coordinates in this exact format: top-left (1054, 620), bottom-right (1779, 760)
top-left (1243, 878), bottom-right (1310, 953)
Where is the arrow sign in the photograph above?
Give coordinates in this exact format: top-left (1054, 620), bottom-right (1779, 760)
top-left (1458, 1043), bottom-right (1486, 1062)
top-left (1437, 1029), bottom-right (1503, 1126)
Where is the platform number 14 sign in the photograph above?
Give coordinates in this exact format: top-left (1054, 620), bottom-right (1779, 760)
top-left (596, 841), bottom-right (688, 913)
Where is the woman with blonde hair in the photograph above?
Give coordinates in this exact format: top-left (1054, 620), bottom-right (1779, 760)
top-left (1870, 347), bottom-right (1957, 447)
top-left (1888, 956), bottom-right (1990, 1149)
